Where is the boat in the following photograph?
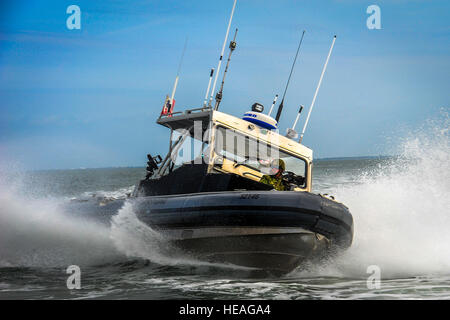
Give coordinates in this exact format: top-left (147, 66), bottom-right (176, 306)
top-left (131, 99), bottom-right (353, 274)
top-left (127, 1), bottom-right (354, 275)
top-left (124, 0), bottom-right (353, 275)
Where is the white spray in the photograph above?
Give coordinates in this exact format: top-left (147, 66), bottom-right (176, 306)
top-left (304, 113), bottom-right (450, 278)
top-left (0, 187), bottom-right (122, 267)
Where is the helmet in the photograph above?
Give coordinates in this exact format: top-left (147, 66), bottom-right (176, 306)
top-left (270, 159), bottom-right (285, 175)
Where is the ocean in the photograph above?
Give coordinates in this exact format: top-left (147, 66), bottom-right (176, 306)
top-left (0, 123), bottom-right (449, 300)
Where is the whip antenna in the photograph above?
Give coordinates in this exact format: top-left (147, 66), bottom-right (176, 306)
top-left (176, 36), bottom-right (188, 76)
top-left (203, 68), bottom-right (215, 107)
top-left (275, 30), bottom-right (306, 122)
top-left (286, 105), bottom-right (304, 139)
top-left (214, 28), bottom-right (238, 110)
top-left (161, 37), bottom-right (188, 116)
top-left (299, 35), bottom-right (336, 144)
top-left (170, 36), bottom-right (188, 105)
top-left (267, 94), bottom-right (279, 116)
top-left (208, 0), bottom-right (238, 107)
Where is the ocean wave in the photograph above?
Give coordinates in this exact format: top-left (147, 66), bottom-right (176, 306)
top-left (297, 112), bottom-right (450, 278)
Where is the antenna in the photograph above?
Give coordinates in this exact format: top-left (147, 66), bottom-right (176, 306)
top-left (177, 36), bottom-right (188, 76)
top-left (160, 37), bottom-right (188, 117)
top-left (275, 30), bottom-right (306, 122)
top-left (267, 94), bottom-right (279, 117)
top-left (169, 78), bottom-right (179, 107)
top-left (203, 68), bottom-right (215, 107)
top-left (170, 36), bottom-right (188, 106)
top-left (208, 0), bottom-right (238, 107)
top-left (299, 35), bottom-right (336, 144)
top-left (285, 105), bottom-right (304, 139)
top-left (214, 28), bottom-right (238, 110)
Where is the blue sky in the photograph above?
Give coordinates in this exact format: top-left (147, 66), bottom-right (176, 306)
top-left (0, 0), bottom-right (448, 170)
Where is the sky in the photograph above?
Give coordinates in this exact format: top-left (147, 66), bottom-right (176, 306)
top-left (0, 0), bottom-right (448, 170)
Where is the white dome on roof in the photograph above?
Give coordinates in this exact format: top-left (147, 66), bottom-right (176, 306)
top-left (242, 111), bottom-right (278, 130)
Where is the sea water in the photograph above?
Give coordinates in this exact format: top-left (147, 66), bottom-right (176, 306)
top-left (0, 117), bottom-right (448, 299)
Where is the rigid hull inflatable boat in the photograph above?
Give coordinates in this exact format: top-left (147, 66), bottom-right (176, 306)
top-left (133, 191), bottom-right (352, 274)
top-left (132, 108), bottom-right (354, 274)
top-left (130, 0), bottom-right (353, 274)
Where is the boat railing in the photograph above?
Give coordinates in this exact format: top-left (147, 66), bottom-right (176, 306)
top-left (159, 107), bottom-right (212, 119)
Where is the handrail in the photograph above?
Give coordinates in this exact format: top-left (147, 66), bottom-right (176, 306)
top-left (159, 107), bottom-right (212, 120)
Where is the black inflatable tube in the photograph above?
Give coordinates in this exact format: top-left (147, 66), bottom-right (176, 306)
top-left (133, 191), bottom-right (354, 248)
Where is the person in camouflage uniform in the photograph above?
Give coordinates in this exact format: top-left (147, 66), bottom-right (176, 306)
top-left (259, 159), bottom-right (287, 191)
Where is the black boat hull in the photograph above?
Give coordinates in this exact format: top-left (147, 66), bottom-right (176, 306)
top-left (172, 230), bottom-right (329, 274)
top-left (132, 190), bottom-right (353, 274)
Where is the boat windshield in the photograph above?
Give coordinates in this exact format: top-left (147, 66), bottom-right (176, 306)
top-left (214, 126), bottom-right (307, 187)
top-left (159, 128), bottom-right (210, 176)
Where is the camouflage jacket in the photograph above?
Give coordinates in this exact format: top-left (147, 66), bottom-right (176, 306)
top-left (259, 175), bottom-right (287, 191)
